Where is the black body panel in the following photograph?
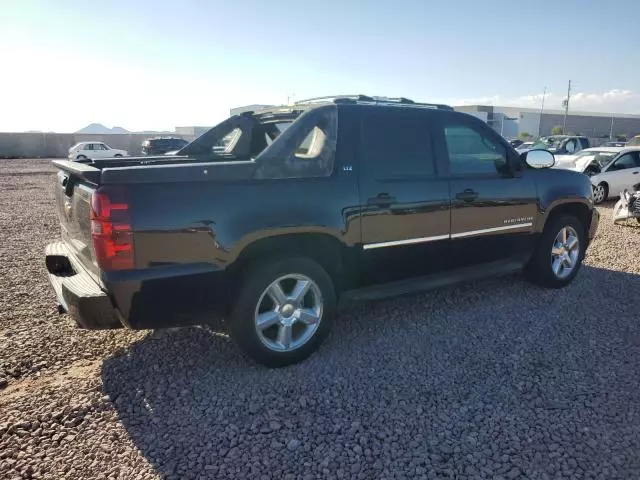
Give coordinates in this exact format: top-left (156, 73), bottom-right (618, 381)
top-left (45, 101), bottom-right (599, 330)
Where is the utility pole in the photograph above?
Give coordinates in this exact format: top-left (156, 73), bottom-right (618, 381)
top-left (609, 115), bottom-right (615, 140)
top-left (562, 80), bottom-right (571, 133)
top-left (539, 87), bottom-right (547, 138)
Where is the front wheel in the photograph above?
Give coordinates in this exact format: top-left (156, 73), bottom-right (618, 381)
top-left (593, 183), bottom-right (608, 204)
top-left (228, 257), bottom-right (336, 367)
top-left (526, 215), bottom-right (586, 288)
top-left (114, 154), bottom-right (123, 157)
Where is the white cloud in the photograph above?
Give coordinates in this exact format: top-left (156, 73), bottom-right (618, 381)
top-left (451, 89), bottom-right (640, 115)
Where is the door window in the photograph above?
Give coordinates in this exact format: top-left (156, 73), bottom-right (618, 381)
top-left (443, 122), bottom-right (508, 175)
top-left (609, 153), bottom-right (639, 171)
top-left (361, 108), bottom-right (435, 178)
top-left (83, 144), bottom-right (93, 150)
top-left (95, 143), bottom-right (108, 150)
top-left (579, 137), bottom-right (589, 149)
top-left (564, 138), bottom-right (577, 154)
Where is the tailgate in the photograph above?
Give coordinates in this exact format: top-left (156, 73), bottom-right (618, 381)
top-left (53, 161), bottom-right (101, 280)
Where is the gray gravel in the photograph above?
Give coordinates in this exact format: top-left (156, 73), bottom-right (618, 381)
top-left (2, 158), bottom-right (640, 479)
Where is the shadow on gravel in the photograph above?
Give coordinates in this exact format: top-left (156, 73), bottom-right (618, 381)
top-left (102, 265), bottom-right (640, 479)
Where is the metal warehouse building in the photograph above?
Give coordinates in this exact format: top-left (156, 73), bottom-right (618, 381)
top-left (454, 105), bottom-right (640, 140)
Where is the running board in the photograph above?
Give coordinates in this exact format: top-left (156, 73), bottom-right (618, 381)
top-left (340, 259), bottom-right (525, 303)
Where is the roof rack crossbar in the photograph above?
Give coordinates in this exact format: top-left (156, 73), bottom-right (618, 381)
top-left (294, 95), bottom-right (373, 105)
top-left (294, 95), bottom-right (452, 110)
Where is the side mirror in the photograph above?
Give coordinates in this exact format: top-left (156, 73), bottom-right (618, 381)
top-left (523, 149), bottom-right (555, 169)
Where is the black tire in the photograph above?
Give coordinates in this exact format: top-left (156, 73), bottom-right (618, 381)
top-left (76, 155), bottom-right (87, 161)
top-left (593, 182), bottom-right (608, 204)
top-left (228, 257), bottom-right (336, 367)
top-left (114, 154), bottom-right (123, 157)
top-left (526, 214), bottom-right (586, 288)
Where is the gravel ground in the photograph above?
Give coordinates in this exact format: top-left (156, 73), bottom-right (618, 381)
top-left (1, 158), bottom-right (640, 479)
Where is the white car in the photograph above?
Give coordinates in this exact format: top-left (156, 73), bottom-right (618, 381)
top-left (552, 147), bottom-right (623, 172)
top-left (590, 147), bottom-right (640, 204)
top-left (68, 142), bottom-right (128, 162)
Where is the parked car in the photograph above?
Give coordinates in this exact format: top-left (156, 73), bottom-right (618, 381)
top-left (627, 135), bottom-right (640, 147)
top-left (516, 141), bottom-right (535, 152)
top-left (68, 142), bottom-right (127, 162)
top-left (45, 95), bottom-right (598, 367)
top-left (529, 135), bottom-right (590, 163)
top-left (602, 141), bottom-right (626, 148)
top-left (551, 147), bottom-right (623, 173)
top-left (141, 137), bottom-right (189, 155)
top-left (589, 147), bottom-right (640, 204)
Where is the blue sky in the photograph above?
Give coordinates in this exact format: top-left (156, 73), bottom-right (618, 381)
top-left (1, 0), bottom-right (639, 132)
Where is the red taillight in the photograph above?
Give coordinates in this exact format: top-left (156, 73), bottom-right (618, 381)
top-left (90, 188), bottom-right (134, 271)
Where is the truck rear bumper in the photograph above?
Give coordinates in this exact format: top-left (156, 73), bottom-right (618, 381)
top-left (45, 242), bottom-right (123, 329)
top-left (46, 242), bottom-right (230, 330)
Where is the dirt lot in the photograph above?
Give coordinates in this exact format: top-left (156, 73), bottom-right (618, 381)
top-left (1, 158), bottom-right (640, 479)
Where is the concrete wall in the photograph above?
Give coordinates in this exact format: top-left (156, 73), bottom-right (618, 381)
top-left (0, 133), bottom-right (197, 158)
top-left (456, 104), bottom-right (640, 140)
top-left (538, 114), bottom-right (640, 138)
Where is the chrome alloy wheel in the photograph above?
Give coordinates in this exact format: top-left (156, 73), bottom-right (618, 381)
top-left (593, 184), bottom-right (606, 204)
top-left (254, 274), bottom-right (323, 352)
top-left (550, 226), bottom-right (580, 279)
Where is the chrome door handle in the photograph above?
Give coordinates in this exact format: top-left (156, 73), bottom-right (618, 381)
top-left (455, 189), bottom-right (479, 202)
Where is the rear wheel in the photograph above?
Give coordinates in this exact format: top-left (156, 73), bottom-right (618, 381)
top-left (526, 215), bottom-right (586, 288)
top-left (593, 183), bottom-right (608, 204)
top-left (228, 257), bottom-right (336, 367)
top-left (114, 154), bottom-right (123, 157)
top-left (76, 155), bottom-right (87, 161)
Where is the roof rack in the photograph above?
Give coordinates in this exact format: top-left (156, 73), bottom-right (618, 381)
top-left (294, 95), bottom-right (373, 105)
top-left (294, 95), bottom-right (452, 110)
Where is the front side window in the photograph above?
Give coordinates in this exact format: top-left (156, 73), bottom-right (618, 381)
top-left (83, 144), bottom-right (93, 150)
top-left (97, 143), bottom-right (108, 150)
top-left (444, 121), bottom-right (508, 175)
top-left (255, 105), bottom-right (338, 179)
top-left (609, 152), bottom-right (639, 171)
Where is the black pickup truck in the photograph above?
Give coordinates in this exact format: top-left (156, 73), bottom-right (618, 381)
top-left (46, 95), bottom-right (599, 367)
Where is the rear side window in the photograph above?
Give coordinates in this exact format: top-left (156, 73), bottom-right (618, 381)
top-left (579, 137), bottom-right (589, 149)
top-left (360, 107), bottom-right (435, 178)
top-left (255, 105), bottom-right (338, 179)
top-left (443, 117), bottom-right (508, 175)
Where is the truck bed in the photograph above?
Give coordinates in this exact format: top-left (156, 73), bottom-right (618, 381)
top-left (53, 156), bottom-right (258, 185)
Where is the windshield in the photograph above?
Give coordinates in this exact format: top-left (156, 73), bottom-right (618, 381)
top-left (575, 150), bottom-right (619, 168)
top-left (532, 136), bottom-right (566, 152)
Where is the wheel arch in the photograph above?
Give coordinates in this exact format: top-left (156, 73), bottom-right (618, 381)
top-left (228, 232), bottom-right (356, 295)
top-left (541, 200), bottom-right (593, 237)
